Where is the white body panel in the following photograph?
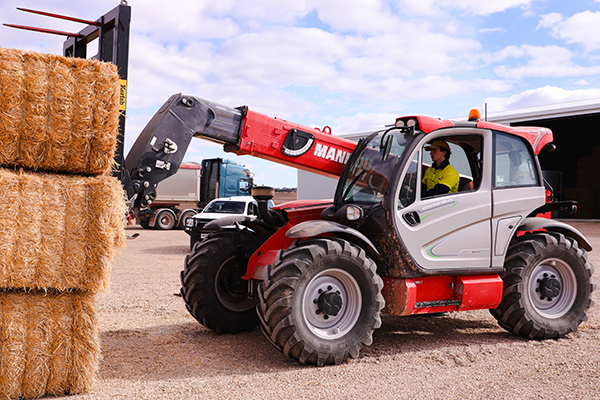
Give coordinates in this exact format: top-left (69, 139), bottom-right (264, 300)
top-left (393, 127), bottom-right (544, 273)
top-left (491, 186), bottom-right (545, 267)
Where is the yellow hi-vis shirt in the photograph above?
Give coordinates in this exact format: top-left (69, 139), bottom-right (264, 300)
top-left (422, 162), bottom-right (459, 193)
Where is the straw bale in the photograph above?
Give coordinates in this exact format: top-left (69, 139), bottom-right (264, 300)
top-left (0, 290), bottom-right (100, 399)
top-left (67, 292), bottom-right (100, 394)
top-left (21, 293), bottom-right (52, 399)
top-left (0, 170), bottom-right (20, 288)
top-left (0, 47), bottom-right (120, 175)
top-left (12, 171), bottom-right (44, 287)
top-left (0, 48), bottom-right (23, 164)
top-left (0, 292), bottom-right (27, 400)
top-left (0, 167), bottom-right (126, 293)
top-left (47, 56), bottom-right (74, 167)
top-left (20, 51), bottom-right (49, 168)
top-left (45, 291), bottom-right (74, 395)
top-left (62, 177), bottom-right (90, 289)
top-left (69, 57), bottom-right (95, 173)
top-left (89, 61), bottom-right (120, 173)
top-left (84, 175), bottom-right (128, 288)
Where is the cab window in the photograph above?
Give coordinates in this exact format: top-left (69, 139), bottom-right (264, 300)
top-left (420, 136), bottom-right (483, 196)
top-left (494, 132), bottom-right (538, 188)
top-left (398, 135), bottom-right (483, 209)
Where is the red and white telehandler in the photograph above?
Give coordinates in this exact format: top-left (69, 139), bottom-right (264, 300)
top-left (129, 94), bottom-right (596, 367)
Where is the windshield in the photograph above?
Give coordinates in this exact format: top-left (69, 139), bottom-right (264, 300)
top-left (337, 128), bottom-right (416, 205)
top-left (203, 200), bottom-right (246, 214)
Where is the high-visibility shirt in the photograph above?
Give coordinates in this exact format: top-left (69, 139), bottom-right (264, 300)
top-left (422, 160), bottom-right (459, 193)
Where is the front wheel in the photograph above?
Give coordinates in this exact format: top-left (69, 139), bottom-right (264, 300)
top-left (490, 231), bottom-right (596, 339)
top-left (258, 238), bottom-right (384, 366)
top-left (181, 229), bottom-right (263, 333)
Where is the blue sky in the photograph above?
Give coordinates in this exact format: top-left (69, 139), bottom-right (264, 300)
top-left (2, 0), bottom-right (600, 188)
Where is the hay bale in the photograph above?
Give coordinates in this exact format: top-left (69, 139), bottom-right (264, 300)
top-left (0, 290), bottom-right (100, 399)
top-left (0, 167), bottom-right (127, 293)
top-left (0, 48), bottom-right (24, 164)
top-left (0, 170), bottom-right (20, 288)
top-left (0, 291), bottom-right (27, 400)
top-left (0, 47), bottom-right (120, 175)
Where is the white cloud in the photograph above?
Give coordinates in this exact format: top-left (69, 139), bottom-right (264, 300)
top-left (328, 112), bottom-right (400, 133)
top-left (479, 27), bottom-right (507, 34)
top-left (485, 86), bottom-right (600, 112)
top-left (492, 45), bottom-right (600, 79)
top-left (396, 0), bottom-right (540, 16)
top-left (472, 79), bottom-right (513, 93)
top-left (538, 11), bottom-right (600, 51)
top-left (573, 79), bottom-right (591, 86)
top-left (204, 0), bottom-right (312, 21)
top-left (537, 13), bottom-right (563, 29)
top-left (314, 0), bottom-right (400, 34)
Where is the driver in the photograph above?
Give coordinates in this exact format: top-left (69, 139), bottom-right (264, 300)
top-left (422, 140), bottom-right (459, 198)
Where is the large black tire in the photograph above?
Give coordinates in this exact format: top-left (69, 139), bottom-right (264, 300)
top-left (139, 218), bottom-right (150, 229)
top-left (257, 237), bottom-right (385, 366)
top-left (155, 209), bottom-right (176, 230)
top-left (181, 229), bottom-right (263, 333)
top-left (490, 231), bottom-right (596, 339)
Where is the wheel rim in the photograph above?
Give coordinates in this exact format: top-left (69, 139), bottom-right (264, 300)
top-left (215, 256), bottom-right (257, 312)
top-left (159, 214), bottom-right (173, 228)
top-left (528, 257), bottom-right (577, 319)
top-left (303, 268), bottom-right (362, 340)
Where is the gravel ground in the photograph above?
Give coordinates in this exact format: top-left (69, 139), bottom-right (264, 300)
top-left (61, 222), bottom-right (599, 400)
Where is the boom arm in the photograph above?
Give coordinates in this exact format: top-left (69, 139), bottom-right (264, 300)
top-left (125, 93), bottom-right (358, 207)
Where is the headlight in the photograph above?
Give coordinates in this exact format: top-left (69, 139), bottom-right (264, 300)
top-left (346, 205), bottom-right (363, 221)
top-left (186, 219), bottom-right (195, 227)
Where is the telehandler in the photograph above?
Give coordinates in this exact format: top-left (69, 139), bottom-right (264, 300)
top-left (128, 94), bottom-right (596, 366)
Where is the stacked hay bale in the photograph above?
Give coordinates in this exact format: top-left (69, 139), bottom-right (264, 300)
top-left (0, 47), bottom-right (126, 399)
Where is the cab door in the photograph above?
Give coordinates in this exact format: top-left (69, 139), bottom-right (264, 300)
top-left (490, 131), bottom-right (545, 268)
top-left (393, 129), bottom-right (495, 274)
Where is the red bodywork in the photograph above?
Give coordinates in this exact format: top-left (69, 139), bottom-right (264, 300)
top-left (399, 115), bottom-right (553, 155)
top-left (232, 109), bottom-right (357, 179)
top-left (381, 275), bottom-right (503, 316)
top-left (242, 200), bottom-right (333, 281)
top-left (232, 110), bottom-right (550, 314)
top-left (476, 121), bottom-right (552, 155)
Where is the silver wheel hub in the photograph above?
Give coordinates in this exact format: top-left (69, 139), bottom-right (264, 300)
top-left (529, 258), bottom-right (577, 319)
top-left (303, 268), bottom-right (361, 340)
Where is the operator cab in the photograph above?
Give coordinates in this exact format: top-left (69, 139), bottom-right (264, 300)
top-left (324, 112), bottom-right (545, 278)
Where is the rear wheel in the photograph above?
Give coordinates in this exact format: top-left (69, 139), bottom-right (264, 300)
top-left (155, 209), bottom-right (176, 230)
top-left (258, 238), bottom-right (384, 366)
top-left (181, 230), bottom-right (263, 333)
top-left (490, 232), bottom-right (596, 339)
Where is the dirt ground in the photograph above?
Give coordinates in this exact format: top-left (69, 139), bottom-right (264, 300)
top-left (273, 191), bottom-right (298, 205)
top-left (63, 222), bottom-right (599, 400)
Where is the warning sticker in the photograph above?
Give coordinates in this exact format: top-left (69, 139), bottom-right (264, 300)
top-left (119, 79), bottom-right (127, 111)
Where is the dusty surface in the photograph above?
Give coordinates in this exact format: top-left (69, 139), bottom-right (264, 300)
top-left (59, 222), bottom-right (599, 400)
